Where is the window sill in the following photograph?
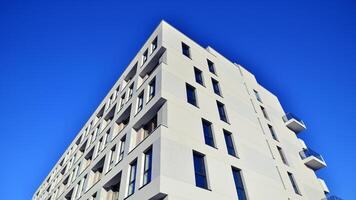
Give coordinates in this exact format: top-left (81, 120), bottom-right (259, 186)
top-left (139, 181), bottom-right (151, 190)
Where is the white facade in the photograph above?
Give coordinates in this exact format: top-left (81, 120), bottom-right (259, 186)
top-left (33, 21), bottom-right (331, 200)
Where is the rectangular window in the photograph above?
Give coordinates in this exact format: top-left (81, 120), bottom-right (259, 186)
top-left (287, 172), bottom-right (301, 195)
top-left (182, 42), bottom-right (191, 58)
top-left (194, 67), bottom-right (204, 86)
top-left (193, 151), bottom-right (208, 189)
top-left (217, 101), bottom-right (228, 123)
top-left (118, 136), bottom-right (126, 162)
top-left (207, 59), bottom-right (216, 74)
top-left (268, 124), bottom-right (278, 141)
top-left (137, 92), bottom-right (144, 112)
top-left (211, 78), bottom-right (221, 96)
top-left (260, 106), bottom-right (269, 120)
top-left (277, 146), bottom-right (288, 165)
top-left (186, 83), bottom-right (197, 106)
top-left (142, 49), bottom-right (148, 65)
top-left (128, 84), bottom-right (134, 99)
top-left (223, 130), bottom-right (237, 157)
top-left (110, 146), bottom-right (116, 165)
top-left (151, 37), bottom-right (157, 53)
top-left (120, 93), bottom-right (126, 109)
top-left (148, 78), bottom-right (156, 100)
top-left (253, 90), bottom-right (262, 102)
top-left (232, 167), bottom-right (247, 200)
top-left (202, 119), bottom-right (215, 147)
top-left (127, 160), bottom-right (137, 196)
top-left (142, 148), bottom-right (153, 186)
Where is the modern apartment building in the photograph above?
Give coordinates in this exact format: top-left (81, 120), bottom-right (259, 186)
top-left (33, 21), bottom-right (338, 200)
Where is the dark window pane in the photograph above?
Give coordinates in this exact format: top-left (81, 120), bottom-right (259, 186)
top-left (202, 119), bottom-right (215, 147)
top-left (182, 42), bottom-right (190, 58)
top-left (232, 167), bottom-right (247, 200)
top-left (193, 152), bottom-right (208, 189)
top-left (207, 59), bottom-right (216, 74)
top-left (212, 78), bottom-right (221, 96)
top-left (186, 84), bottom-right (197, 106)
top-left (260, 106), bottom-right (269, 120)
top-left (224, 130), bottom-right (236, 156)
top-left (194, 67), bottom-right (204, 85)
top-left (278, 147), bottom-right (288, 165)
top-left (127, 160), bottom-right (137, 196)
top-left (288, 172), bottom-right (301, 195)
top-left (152, 37), bottom-right (158, 52)
top-left (217, 101), bottom-right (228, 122)
top-left (149, 78), bottom-right (156, 100)
top-left (143, 148), bottom-right (152, 185)
top-left (268, 124), bottom-right (278, 141)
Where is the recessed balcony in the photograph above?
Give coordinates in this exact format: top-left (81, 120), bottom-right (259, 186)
top-left (300, 148), bottom-right (326, 170)
top-left (282, 113), bottom-right (306, 133)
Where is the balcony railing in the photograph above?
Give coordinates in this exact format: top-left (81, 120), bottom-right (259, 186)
top-left (300, 148), bottom-right (326, 170)
top-left (300, 148), bottom-right (324, 161)
top-left (282, 112), bottom-right (306, 133)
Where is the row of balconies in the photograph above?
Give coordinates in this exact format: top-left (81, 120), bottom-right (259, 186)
top-left (282, 113), bottom-right (342, 200)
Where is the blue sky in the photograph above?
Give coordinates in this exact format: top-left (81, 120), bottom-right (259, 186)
top-left (0, 0), bottom-right (355, 199)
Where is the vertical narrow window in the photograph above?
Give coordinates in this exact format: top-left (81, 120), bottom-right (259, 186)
top-left (151, 37), bottom-right (157, 53)
top-left (268, 124), bottom-right (278, 141)
top-left (137, 92), bottom-right (144, 112)
top-left (142, 49), bottom-right (148, 65)
top-left (211, 78), bottom-right (221, 96)
top-left (127, 160), bottom-right (137, 196)
top-left (182, 42), bottom-right (191, 58)
top-left (105, 129), bottom-right (111, 145)
top-left (148, 78), bottom-right (156, 100)
top-left (118, 136), bottom-right (126, 162)
top-left (207, 59), bottom-right (216, 74)
top-left (186, 83), bottom-right (197, 106)
top-left (253, 90), bottom-right (262, 102)
top-left (287, 172), bottom-right (301, 195)
top-left (193, 151), bottom-right (208, 189)
top-left (202, 119), bottom-right (215, 147)
top-left (232, 167), bottom-right (247, 200)
top-left (194, 67), bottom-right (204, 86)
top-left (110, 146), bottom-right (116, 165)
top-left (142, 148), bottom-right (153, 186)
top-left (128, 84), bottom-right (134, 100)
top-left (260, 106), bottom-right (269, 120)
top-left (115, 85), bottom-right (120, 101)
top-left (223, 130), bottom-right (237, 157)
top-left (277, 146), bottom-right (288, 165)
top-left (217, 101), bottom-right (228, 123)
top-left (120, 93), bottom-right (126, 109)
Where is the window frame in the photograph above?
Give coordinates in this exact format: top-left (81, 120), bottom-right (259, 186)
top-left (201, 119), bottom-right (215, 148)
top-left (223, 130), bottom-right (237, 157)
top-left (193, 151), bottom-right (209, 189)
top-left (181, 42), bottom-right (191, 58)
top-left (186, 83), bottom-right (198, 107)
top-left (142, 147), bottom-right (153, 186)
top-left (216, 101), bottom-right (228, 123)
